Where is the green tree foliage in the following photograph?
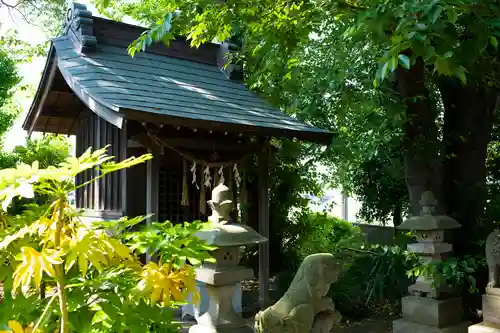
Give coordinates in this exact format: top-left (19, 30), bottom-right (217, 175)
top-left (94, 0), bottom-right (500, 237)
top-left (0, 0), bottom-right (67, 36)
top-left (0, 51), bottom-right (20, 149)
top-left (13, 135), bottom-right (70, 169)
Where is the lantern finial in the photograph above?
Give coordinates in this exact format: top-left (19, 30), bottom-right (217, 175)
top-left (420, 191), bottom-right (437, 215)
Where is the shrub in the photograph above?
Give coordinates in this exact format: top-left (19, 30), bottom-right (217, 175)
top-left (13, 134), bottom-right (70, 169)
top-left (273, 211), bottom-right (418, 318)
top-left (331, 245), bottom-right (419, 317)
top-left (0, 147), bottom-right (215, 333)
top-left (294, 212), bottom-right (364, 261)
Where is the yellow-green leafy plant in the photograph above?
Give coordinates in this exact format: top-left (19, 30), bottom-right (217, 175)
top-left (0, 146), bottom-right (216, 333)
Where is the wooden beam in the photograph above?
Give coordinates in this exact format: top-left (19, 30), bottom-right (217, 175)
top-left (258, 140), bottom-right (270, 308)
top-left (94, 115), bottom-right (101, 210)
top-left (120, 120), bottom-right (128, 215)
top-left (132, 132), bottom-right (260, 152)
top-left (121, 109), bottom-right (334, 145)
top-left (48, 90), bottom-right (77, 99)
top-left (40, 107), bottom-right (80, 119)
top-left (27, 56), bottom-right (58, 136)
top-left (127, 139), bottom-right (143, 148)
top-left (80, 209), bottom-right (123, 219)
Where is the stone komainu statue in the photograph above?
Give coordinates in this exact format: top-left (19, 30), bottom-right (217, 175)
top-left (254, 253), bottom-right (343, 333)
top-left (486, 229), bottom-right (500, 288)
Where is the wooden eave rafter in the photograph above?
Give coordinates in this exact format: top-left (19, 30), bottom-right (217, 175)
top-left (121, 108), bottom-right (333, 145)
top-left (23, 47), bottom-right (58, 136)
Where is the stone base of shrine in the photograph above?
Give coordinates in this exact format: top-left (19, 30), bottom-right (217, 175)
top-left (469, 323), bottom-right (500, 333)
top-left (393, 319), bottom-right (470, 333)
top-left (188, 323), bottom-right (254, 333)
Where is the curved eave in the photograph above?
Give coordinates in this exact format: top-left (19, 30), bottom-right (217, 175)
top-left (23, 43), bottom-right (124, 136)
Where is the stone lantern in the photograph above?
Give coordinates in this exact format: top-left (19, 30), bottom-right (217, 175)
top-left (393, 191), bottom-right (470, 333)
top-left (189, 183), bottom-right (267, 333)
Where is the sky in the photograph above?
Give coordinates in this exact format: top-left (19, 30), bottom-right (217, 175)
top-left (0, 1), bottom-right (101, 151)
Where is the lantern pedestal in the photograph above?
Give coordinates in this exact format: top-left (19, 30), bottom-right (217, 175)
top-left (189, 183), bottom-right (267, 333)
top-left (469, 288), bottom-right (500, 333)
top-left (392, 191), bottom-right (469, 333)
top-left (188, 246), bottom-right (260, 333)
top-left (393, 319), bottom-right (471, 333)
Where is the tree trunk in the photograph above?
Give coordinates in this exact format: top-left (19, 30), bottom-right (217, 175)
top-left (438, 78), bottom-right (497, 256)
top-left (395, 57), bottom-right (441, 215)
top-left (436, 77), bottom-right (497, 320)
top-left (392, 202), bottom-right (402, 227)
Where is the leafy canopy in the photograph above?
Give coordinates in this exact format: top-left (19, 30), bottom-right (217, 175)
top-left (91, 0), bottom-right (500, 223)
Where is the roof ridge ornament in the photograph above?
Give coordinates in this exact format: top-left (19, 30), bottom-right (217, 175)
top-left (218, 39), bottom-right (243, 81)
top-left (64, 2), bottom-right (97, 53)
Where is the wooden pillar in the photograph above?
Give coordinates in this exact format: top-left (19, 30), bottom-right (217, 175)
top-left (119, 120), bottom-right (128, 216)
top-left (145, 150), bottom-right (159, 261)
top-left (258, 141), bottom-right (270, 308)
top-left (93, 114), bottom-right (101, 210)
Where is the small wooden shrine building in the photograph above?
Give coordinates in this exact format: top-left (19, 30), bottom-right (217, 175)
top-left (23, 3), bottom-right (333, 306)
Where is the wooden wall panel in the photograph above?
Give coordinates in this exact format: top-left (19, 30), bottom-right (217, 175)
top-left (75, 110), bottom-right (128, 215)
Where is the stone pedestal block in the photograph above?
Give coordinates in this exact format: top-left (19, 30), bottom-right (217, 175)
top-left (393, 319), bottom-right (470, 333)
top-left (469, 323), bottom-right (500, 333)
top-left (195, 266), bottom-right (253, 286)
top-left (483, 293), bottom-right (500, 328)
top-left (188, 323), bottom-right (254, 333)
top-left (402, 296), bottom-right (464, 327)
top-left (188, 284), bottom-right (253, 333)
top-left (181, 281), bottom-right (242, 321)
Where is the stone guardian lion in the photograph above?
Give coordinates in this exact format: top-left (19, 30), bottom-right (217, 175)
top-left (254, 253), bottom-right (343, 333)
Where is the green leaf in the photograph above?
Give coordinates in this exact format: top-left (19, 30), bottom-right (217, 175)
top-left (491, 36), bottom-right (498, 49)
top-left (380, 62), bottom-right (389, 81)
top-left (447, 8), bottom-right (457, 23)
top-left (391, 35), bottom-right (403, 45)
top-left (434, 58), bottom-right (451, 75)
top-left (455, 66), bottom-right (467, 85)
top-left (442, 51), bottom-right (453, 59)
top-left (398, 54), bottom-right (410, 69)
top-left (429, 5), bottom-right (443, 24)
top-left (390, 57), bottom-right (398, 72)
top-left (423, 46), bottom-right (435, 62)
top-left (92, 310), bottom-right (109, 325)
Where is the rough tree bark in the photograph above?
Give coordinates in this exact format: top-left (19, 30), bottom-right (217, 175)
top-left (395, 57), bottom-right (441, 215)
top-left (438, 78), bottom-right (497, 257)
top-left (396, 58), bottom-right (497, 246)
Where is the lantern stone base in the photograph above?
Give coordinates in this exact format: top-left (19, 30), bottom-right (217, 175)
top-left (401, 296), bottom-right (464, 327)
top-left (188, 323), bottom-right (254, 333)
top-left (469, 323), bottom-right (500, 333)
top-left (467, 287), bottom-right (500, 333)
top-left (482, 291), bottom-right (500, 328)
top-left (188, 282), bottom-right (251, 333)
top-left (393, 319), bottom-right (470, 333)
